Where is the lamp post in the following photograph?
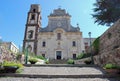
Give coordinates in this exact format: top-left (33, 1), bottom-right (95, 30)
top-left (25, 32), bottom-right (32, 64)
top-left (25, 46), bottom-right (28, 64)
top-left (88, 32), bottom-right (94, 64)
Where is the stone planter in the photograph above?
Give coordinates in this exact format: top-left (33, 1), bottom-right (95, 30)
top-left (29, 58), bottom-right (38, 64)
top-left (29, 61), bottom-right (36, 64)
top-left (0, 66), bottom-right (4, 73)
top-left (4, 66), bottom-right (19, 73)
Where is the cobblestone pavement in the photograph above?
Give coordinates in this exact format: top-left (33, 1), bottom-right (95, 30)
top-left (22, 67), bottom-right (103, 75)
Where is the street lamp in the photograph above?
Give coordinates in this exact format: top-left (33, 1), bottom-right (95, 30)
top-left (25, 46), bottom-right (28, 64)
top-left (88, 32), bottom-right (94, 64)
top-left (25, 32), bottom-right (32, 64)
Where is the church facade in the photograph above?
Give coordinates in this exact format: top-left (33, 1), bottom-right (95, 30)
top-left (23, 4), bottom-right (85, 60)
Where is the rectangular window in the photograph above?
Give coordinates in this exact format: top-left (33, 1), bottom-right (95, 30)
top-left (73, 54), bottom-right (76, 59)
top-left (73, 41), bottom-right (76, 47)
top-left (42, 41), bottom-right (46, 47)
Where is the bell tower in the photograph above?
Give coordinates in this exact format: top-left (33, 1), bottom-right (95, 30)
top-left (23, 4), bottom-right (41, 54)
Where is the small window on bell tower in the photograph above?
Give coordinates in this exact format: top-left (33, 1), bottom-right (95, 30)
top-left (28, 30), bottom-right (33, 39)
top-left (42, 41), bottom-right (46, 47)
top-left (33, 9), bottom-right (36, 12)
top-left (31, 14), bottom-right (35, 20)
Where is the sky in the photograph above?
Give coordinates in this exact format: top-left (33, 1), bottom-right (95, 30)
top-left (0, 0), bottom-right (109, 47)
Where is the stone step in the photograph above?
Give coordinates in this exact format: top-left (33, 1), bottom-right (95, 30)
top-left (0, 74), bottom-right (119, 79)
top-left (23, 64), bottom-right (98, 67)
top-left (0, 77), bottom-right (119, 81)
top-left (49, 59), bottom-right (68, 64)
top-left (1, 65), bottom-right (119, 80)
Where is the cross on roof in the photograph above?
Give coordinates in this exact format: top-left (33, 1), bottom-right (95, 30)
top-left (77, 23), bottom-right (79, 27)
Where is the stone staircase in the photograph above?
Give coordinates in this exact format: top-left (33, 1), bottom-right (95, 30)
top-left (0, 64), bottom-right (119, 81)
top-left (49, 59), bottom-right (68, 64)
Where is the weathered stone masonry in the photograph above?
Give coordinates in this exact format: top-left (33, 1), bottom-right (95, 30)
top-left (94, 19), bottom-right (120, 66)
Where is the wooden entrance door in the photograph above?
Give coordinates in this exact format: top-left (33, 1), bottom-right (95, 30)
top-left (56, 51), bottom-right (62, 60)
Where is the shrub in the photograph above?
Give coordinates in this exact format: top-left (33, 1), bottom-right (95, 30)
top-left (67, 59), bottom-right (74, 64)
top-left (92, 37), bottom-right (100, 54)
top-left (77, 53), bottom-right (84, 59)
top-left (45, 59), bottom-right (49, 64)
top-left (3, 61), bottom-right (23, 69)
top-left (0, 61), bottom-right (23, 73)
top-left (104, 63), bottom-right (120, 69)
top-left (76, 53), bottom-right (92, 59)
top-left (28, 58), bottom-right (38, 64)
top-left (36, 55), bottom-right (45, 60)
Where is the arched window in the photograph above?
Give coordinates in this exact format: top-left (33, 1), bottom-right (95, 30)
top-left (72, 41), bottom-right (76, 47)
top-left (31, 14), bottom-right (35, 20)
top-left (42, 41), bottom-right (46, 47)
top-left (57, 33), bottom-right (61, 40)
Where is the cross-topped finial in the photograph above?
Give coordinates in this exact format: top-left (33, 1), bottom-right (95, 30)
top-left (77, 23), bottom-right (79, 27)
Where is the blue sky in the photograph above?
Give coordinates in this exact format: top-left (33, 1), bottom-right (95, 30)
top-left (0, 0), bottom-right (108, 47)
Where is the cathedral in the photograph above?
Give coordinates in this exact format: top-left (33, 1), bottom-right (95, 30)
top-left (23, 4), bottom-right (85, 60)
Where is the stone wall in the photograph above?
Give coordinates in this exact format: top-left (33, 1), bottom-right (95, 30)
top-left (94, 19), bottom-right (120, 66)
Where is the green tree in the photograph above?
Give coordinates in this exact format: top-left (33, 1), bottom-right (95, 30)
top-left (92, 37), bottom-right (100, 54)
top-left (92, 0), bottom-right (120, 26)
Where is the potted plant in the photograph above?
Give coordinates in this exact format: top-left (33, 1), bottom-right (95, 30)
top-left (103, 63), bottom-right (120, 74)
top-left (28, 58), bottom-right (38, 64)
